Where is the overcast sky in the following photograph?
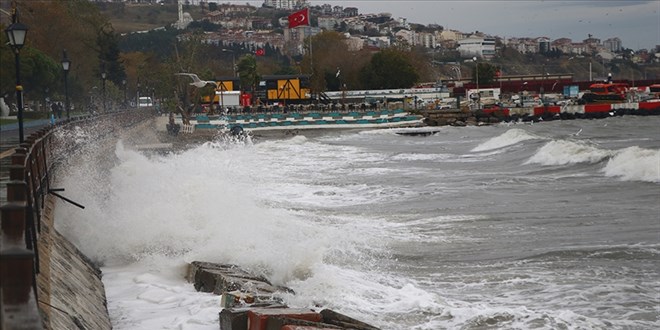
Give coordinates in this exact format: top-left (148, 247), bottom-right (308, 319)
top-left (228, 0), bottom-right (659, 50)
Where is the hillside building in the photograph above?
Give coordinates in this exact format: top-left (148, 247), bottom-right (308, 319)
top-left (263, 0), bottom-right (309, 10)
top-left (457, 35), bottom-right (496, 59)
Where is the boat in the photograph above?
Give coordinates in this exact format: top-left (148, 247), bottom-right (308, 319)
top-left (580, 82), bottom-right (628, 104)
top-left (649, 84), bottom-right (660, 99)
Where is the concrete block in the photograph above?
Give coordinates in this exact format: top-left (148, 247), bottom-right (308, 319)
top-left (267, 316), bottom-right (342, 330)
top-left (247, 308), bottom-right (322, 330)
top-left (320, 309), bottom-right (380, 330)
top-left (281, 326), bottom-right (340, 330)
top-left (219, 308), bottom-right (249, 330)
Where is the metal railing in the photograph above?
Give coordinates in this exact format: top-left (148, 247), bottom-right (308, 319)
top-left (1, 125), bottom-right (53, 329)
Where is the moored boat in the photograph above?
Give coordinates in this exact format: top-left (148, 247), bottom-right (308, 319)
top-left (580, 82), bottom-right (628, 104)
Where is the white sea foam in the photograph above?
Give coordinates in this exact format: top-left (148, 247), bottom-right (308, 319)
top-left (54, 136), bottom-right (434, 329)
top-left (525, 140), bottom-right (613, 166)
top-left (391, 152), bottom-right (452, 161)
top-left (281, 263), bottom-right (445, 328)
top-left (50, 118), bottom-right (659, 330)
top-left (471, 128), bottom-right (540, 152)
top-left (602, 146), bottom-right (660, 183)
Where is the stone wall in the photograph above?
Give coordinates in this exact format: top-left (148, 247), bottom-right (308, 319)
top-left (36, 194), bottom-right (112, 330)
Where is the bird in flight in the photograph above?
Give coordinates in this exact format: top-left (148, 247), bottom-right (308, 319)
top-left (174, 73), bottom-right (216, 88)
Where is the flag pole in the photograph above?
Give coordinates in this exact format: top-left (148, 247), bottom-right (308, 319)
top-left (306, 8), bottom-right (315, 105)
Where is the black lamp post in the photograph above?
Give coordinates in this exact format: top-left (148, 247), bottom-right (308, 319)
top-left (222, 49), bottom-right (236, 77)
top-left (101, 71), bottom-right (107, 112)
top-left (473, 56), bottom-right (480, 110)
top-left (137, 79), bottom-right (141, 108)
top-left (122, 79), bottom-right (127, 106)
top-left (61, 49), bottom-right (71, 119)
top-left (5, 20), bottom-right (28, 143)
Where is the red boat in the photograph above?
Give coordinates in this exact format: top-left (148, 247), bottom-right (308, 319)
top-left (580, 82), bottom-right (629, 103)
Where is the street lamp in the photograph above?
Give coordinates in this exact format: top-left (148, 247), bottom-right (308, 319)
top-left (540, 65), bottom-right (546, 105)
top-left (137, 79), bottom-right (141, 108)
top-left (122, 79), bottom-right (127, 106)
top-left (101, 71), bottom-right (107, 112)
top-left (222, 49), bottom-right (236, 77)
top-left (5, 20), bottom-right (28, 143)
top-left (473, 56), bottom-right (480, 110)
top-left (61, 49), bottom-right (71, 119)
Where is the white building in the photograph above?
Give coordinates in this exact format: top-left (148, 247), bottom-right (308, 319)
top-left (263, 0), bottom-right (309, 10)
top-left (603, 37), bottom-right (622, 52)
top-left (395, 29), bottom-right (415, 46)
top-left (457, 35), bottom-right (496, 59)
top-left (417, 32), bottom-right (437, 49)
top-left (344, 35), bottom-right (365, 51)
top-left (317, 16), bottom-right (341, 30)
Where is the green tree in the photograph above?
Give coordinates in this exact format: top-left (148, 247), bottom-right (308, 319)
top-left (1, 0), bottom-right (115, 108)
top-left (0, 38), bottom-right (62, 107)
top-left (237, 55), bottom-right (259, 96)
top-left (360, 49), bottom-right (419, 89)
top-left (97, 24), bottom-right (126, 85)
top-left (301, 31), bottom-right (352, 92)
top-left (472, 62), bottom-right (498, 85)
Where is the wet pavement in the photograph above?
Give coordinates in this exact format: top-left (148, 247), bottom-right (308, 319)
top-left (1, 119), bottom-right (53, 203)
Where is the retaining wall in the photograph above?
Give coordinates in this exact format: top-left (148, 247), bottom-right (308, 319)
top-left (0, 110), bottom-right (155, 329)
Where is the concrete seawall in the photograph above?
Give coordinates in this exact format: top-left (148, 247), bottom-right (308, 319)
top-left (33, 115), bottom-right (166, 329)
top-left (1, 111), bottom-right (155, 329)
top-left (36, 194), bottom-right (112, 330)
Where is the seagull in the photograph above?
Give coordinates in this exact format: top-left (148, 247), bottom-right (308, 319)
top-left (174, 73), bottom-right (216, 88)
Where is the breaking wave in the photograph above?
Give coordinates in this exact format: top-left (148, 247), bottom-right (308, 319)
top-left (472, 128), bottom-right (541, 152)
top-left (525, 140), bottom-right (613, 165)
top-left (602, 146), bottom-right (660, 183)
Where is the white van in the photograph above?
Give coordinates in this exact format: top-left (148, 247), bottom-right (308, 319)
top-left (138, 97), bottom-right (153, 108)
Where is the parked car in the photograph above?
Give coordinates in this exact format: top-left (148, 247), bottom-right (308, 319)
top-left (138, 97), bottom-right (153, 108)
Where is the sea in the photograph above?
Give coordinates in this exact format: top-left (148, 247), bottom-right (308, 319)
top-left (52, 115), bottom-right (659, 330)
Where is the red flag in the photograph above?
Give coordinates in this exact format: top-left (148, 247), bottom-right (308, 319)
top-left (255, 48), bottom-right (265, 56)
top-left (288, 8), bottom-right (309, 29)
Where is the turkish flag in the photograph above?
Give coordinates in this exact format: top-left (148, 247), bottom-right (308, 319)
top-left (288, 8), bottom-right (309, 29)
top-left (255, 48), bottom-right (265, 56)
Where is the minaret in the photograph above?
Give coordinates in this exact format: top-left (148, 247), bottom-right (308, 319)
top-left (178, 0), bottom-right (184, 27)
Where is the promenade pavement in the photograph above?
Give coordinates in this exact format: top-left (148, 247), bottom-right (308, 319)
top-left (1, 119), bottom-right (56, 156)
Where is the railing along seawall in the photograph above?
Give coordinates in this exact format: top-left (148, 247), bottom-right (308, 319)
top-left (0, 109), bottom-right (155, 329)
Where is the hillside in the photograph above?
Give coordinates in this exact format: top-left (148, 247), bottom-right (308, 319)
top-left (98, 2), bottom-right (658, 84)
top-left (97, 2), bottom-right (205, 34)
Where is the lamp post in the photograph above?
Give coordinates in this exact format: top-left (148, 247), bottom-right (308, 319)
top-left (122, 79), bottom-right (127, 106)
top-left (473, 56), bottom-right (480, 110)
top-left (540, 65), bottom-right (546, 105)
top-left (5, 20), bottom-right (28, 143)
top-left (222, 49), bottom-right (236, 77)
top-left (137, 79), bottom-right (141, 108)
top-left (101, 71), bottom-right (107, 112)
top-left (61, 49), bottom-right (71, 119)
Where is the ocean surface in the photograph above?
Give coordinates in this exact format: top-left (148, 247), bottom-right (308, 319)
top-left (53, 116), bottom-right (660, 329)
